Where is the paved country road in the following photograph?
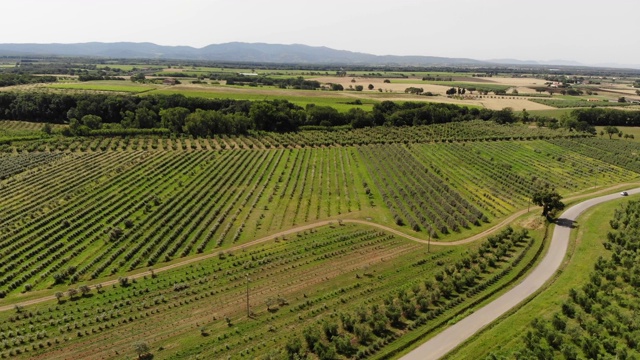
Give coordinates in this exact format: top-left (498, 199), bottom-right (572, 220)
top-left (401, 188), bottom-right (640, 360)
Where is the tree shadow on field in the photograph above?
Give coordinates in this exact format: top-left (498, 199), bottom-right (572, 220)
top-left (554, 218), bottom-right (576, 229)
top-left (391, 320), bottom-right (408, 330)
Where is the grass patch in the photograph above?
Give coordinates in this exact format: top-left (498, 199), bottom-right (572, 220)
top-left (146, 88), bottom-right (379, 111)
top-left (529, 98), bottom-right (633, 108)
top-left (595, 125), bottom-right (640, 141)
top-left (48, 81), bottom-right (157, 93)
top-left (528, 108), bottom-right (574, 118)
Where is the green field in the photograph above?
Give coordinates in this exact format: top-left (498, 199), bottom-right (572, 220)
top-left (1, 121), bottom-right (640, 358)
top-left (529, 98), bottom-right (634, 108)
top-left (4, 59), bottom-right (640, 359)
top-left (147, 88), bottom-right (379, 111)
top-left (0, 120), bottom-right (66, 144)
top-left (0, 220), bottom-right (545, 360)
top-left (48, 81), bottom-right (157, 93)
top-left (595, 125), bottom-right (640, 141)
top-left (528, 108), bottom-right (574, 118)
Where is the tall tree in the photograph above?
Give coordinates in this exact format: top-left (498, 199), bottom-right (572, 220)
top-left (492, 107), bottom-right (516, 124)
top-left (532, 188), bottom-right (565, 219)
top-left (81, 114), bottom-right (102, 130)
top-left (159, 107), bottom-right (190, 133)
top-left (604, 126), bottom-right (619, 139)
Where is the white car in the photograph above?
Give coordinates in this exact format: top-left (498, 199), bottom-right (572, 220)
top-left (621, 191), bottom-right (629, 196)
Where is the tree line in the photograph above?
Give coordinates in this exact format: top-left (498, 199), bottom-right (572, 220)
top-left (0, 74), bottom-right (58, 87)
top-left (0, 92), bottom-right (529, 136)
top-left (571, 108), bottom-right (640, 126)
top-left (218, 75), bottom-right (322, 90)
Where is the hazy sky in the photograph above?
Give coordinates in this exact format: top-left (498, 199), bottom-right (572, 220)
top-left (2, 0), bottom-right (639, 65)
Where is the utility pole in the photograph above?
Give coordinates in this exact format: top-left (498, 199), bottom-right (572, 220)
top-left (427, 229), bottom-right (431, 253)
top-left (246, 274), bottom-right (250, 318)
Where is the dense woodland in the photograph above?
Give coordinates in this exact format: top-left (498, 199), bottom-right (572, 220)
top-left (0, 92), bottom-right (516, 136)
top-left (572, 108), bottom-right (640, 126)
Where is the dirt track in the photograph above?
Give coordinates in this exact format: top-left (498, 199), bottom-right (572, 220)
top-left (1, 183), bottom-right (636, 312)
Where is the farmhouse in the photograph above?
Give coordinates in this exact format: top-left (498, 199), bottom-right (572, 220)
top-left (163, 78), bottom-right (177, 86)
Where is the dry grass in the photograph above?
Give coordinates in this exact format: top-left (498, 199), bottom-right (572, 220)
top-left (478, 97), bottom-right (554, 110)
top-left (307, 76), bottom-right (451, 93)
top-left (483, 77), bottom-right (547, 86)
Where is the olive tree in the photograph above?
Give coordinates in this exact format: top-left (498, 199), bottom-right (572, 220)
top-left (133, 341), bottom-right (150, 359)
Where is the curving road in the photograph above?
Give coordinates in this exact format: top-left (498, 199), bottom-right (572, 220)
top-left (401, 188), bottom-right (640, 360)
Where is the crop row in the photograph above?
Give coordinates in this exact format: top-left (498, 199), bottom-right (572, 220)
top-left (0, 222), bottom-right (539, 359)
top-left (237, 226), bottom-right (535, 360)
top-left (0, 151), bottom-right (146, 231)
top-left (0, 147), bottom-right (365, 296)
top-left (0, 152), bottom-right (64, 180)
top-left (406, 141), bottom-right (636, 218)
top-left (549, 137), bottom-right (640, 174)
top-left (360, 144), bottom-right (486, 236)
top-left (2, 120), bottom-right (597, 155)
top-left (0, 225), bottom-right (417, 358)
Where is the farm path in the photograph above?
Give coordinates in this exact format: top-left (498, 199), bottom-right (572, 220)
top-left (401, 187), bottom-right (640, 360)
top-left (0, 183), bottom-right (636, 312)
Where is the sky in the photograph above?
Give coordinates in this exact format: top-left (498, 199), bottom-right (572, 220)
top-left (2, 0), bottom-right (639, 66)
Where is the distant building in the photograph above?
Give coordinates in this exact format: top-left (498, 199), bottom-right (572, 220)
top-left (163, 78), bottom-right (177, 85)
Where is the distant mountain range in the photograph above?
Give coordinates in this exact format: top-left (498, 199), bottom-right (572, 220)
top-left (0, 42), bottom-right (637, 69)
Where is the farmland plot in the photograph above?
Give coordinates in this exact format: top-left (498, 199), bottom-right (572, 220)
top-left (0, 123), bottom-right (639, 358)
top-left (0, 223), bottom-right (544, 360)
